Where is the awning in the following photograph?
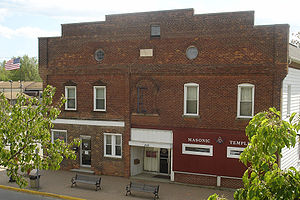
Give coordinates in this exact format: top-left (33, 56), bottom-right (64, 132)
top-left (129, 128), bottom-right (173, 149)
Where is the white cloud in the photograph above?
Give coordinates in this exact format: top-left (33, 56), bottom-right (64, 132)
top-left (0, 24), bottom-right (59, 39)
top-left (0, 8), bottom-right (9, 22)
top-left (0, 25), bottom-right (15, 38)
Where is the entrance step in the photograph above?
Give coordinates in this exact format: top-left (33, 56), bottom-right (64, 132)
top-left (131, 173), bottom-right (171, 183)
top-left (70, 168), bottom-right (95, 174)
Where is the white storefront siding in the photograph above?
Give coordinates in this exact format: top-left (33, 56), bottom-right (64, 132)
top-left (281, 67), bottom-right (300, 170)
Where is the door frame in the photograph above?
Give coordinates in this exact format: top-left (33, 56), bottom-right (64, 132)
top-left (80, 135), bottom-right (91, 167)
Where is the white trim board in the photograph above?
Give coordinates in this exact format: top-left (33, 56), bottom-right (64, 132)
top-left (52, 119), bottom-right (125, 127)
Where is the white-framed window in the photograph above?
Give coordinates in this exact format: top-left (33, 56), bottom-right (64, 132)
top-left (94, 86), bottom-right (106, 111)
top-left (51, 129), bottom-right (67, 143)
top-left (104, 133), bottom-right (122, 158)
top-left (287, 84), bottom-right (291, 116)
top-left (65, 86), bottom-right (76, 110)
top-left (182, 143), bottom-right (213, 156)
top-left (184, 83), bottom-right (199, 116)
top-left (227, 146), bottom-right (245, 159)
top-left (237, 83), bottom-right (254, 118)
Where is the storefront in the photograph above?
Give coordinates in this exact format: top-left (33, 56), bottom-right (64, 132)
top-left (173, 128), bottom-right (248, 188)
top-left (129, 128), bottom-right (174, 180)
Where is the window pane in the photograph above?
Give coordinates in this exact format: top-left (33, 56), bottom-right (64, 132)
top-left (96, 88), bottom-right (104, 99)
top-left (106, 135), bottom-right (112, 144)
top-left (187, 100), bottom-right (197, 114)
top-left (230, 150), bottom-right (243, 156)
top-left (53, 131), bottom-right (67, 143)
top-left (187, 87), bottom-right (197, 100)
top-left (106, 144), bottom-right (112, 155)
top-left (151, 25), bottom-right (160, 36)
top-left (240, 102), bottom-right (252, 116)
top-left (68, 88), bottom-right (75, 98)
top-left (186, 147), bottom-right (210, 153)
top-left (67, 99), bottom-right (75, 109)
top-left (116, 135), bottom-right (121, 145)
top-left (115, 145), bottom-right (121, 156)
top-left (241, 87), bottom-right (252, 101)
top-left (96, 99), bottom-right (104, 109)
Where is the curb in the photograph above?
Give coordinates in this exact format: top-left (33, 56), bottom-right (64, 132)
top-left (0, 185), bottom-right (85, 200)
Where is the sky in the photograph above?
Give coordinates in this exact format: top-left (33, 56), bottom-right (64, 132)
top-left (0, 0), bottom-right (299, 61)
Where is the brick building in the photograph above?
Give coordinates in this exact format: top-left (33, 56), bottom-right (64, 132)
top-left (39, 9), bottom-right (290, 188)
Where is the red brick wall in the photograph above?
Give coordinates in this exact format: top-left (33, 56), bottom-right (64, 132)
top-left (174, 173), bottom-right (217, 186)
top-left (221, 177), bottom-right (243, 189)
top-left (131, 74), bottom-right (273, 130)
top-left (53, 123), bottom-right (127, 176)
top-left (38, 8), bottom-right (289, 181)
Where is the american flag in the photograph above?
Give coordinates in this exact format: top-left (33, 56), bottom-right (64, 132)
top-left (5, 58), bottom-right (21, 71)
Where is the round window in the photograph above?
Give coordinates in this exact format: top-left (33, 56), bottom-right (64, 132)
top-left (186, 46), bottom-right (198, 60)
top-left (94, 49), bottom-right (104, 62)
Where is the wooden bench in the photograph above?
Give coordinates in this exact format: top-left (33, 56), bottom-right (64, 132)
top-left (126, 181), bottom-right (159, 200)
top-left (71, 173), bottom-right (101, 191)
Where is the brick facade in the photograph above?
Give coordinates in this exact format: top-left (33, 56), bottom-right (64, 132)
top-left (39, 8), bottom-right (289, 187)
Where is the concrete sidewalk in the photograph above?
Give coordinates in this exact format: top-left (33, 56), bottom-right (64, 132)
top-left (0, 169), bottom-right (235, 200)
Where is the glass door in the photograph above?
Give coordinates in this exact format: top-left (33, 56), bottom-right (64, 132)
top-left (80, 136), bottom-right (91, 167)
top-left (159, 148), bottom-right (169, 174)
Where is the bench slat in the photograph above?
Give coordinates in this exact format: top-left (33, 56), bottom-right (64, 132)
top-left (71, 173), bottom-right (101, 191)
top-left (126, 182), bottom-right (159, 200)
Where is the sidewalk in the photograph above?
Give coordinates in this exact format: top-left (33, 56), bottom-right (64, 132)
top-left (0, 169), bottom-right (235, 200)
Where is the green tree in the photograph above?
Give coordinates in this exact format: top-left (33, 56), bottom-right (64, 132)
top-left (0, 55), bottom-right (42, 81)
top-left (0, 60), bottom-right (9, 81)
top-left (0, 85), bottom-right (80, 188)
top-left (209, 108), bottom-right (300, 200)
top-left (235, 108), bottom-right (300, 199)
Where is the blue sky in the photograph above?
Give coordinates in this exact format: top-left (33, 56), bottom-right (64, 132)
top-left (0, 0), bottom-right (299, 61)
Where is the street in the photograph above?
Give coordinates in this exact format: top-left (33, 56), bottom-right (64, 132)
top-left (0, 188), bottom-right (59, 200)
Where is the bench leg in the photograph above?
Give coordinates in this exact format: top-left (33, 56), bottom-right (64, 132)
top-left (125, 189), bottom-right (131, 196)
top-left (71, 178), bottom-right (76, 188)
top-left (96, 183), bottom-right (101, 191)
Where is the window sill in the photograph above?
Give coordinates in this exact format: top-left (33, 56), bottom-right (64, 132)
top-left (104, 155), bottom-right (122, 159)
top-left (236, 116), bottom-right (253, 120)
top-left (132, 113), bottom-right (159, 117)
top-left (93, 110), bottom-right (106, 112)
top-left (64, 109), bottom-right (77, 112)
top-left (182, 114), bottom-right (200, 119)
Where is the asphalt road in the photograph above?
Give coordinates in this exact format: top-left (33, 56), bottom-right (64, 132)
top-left (0, 188), bottom-right (59, 200)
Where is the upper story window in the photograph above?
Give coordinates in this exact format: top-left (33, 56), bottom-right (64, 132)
top-left (95, 49), bottom-right (104, 62)
top-left (104, 133), bottom-right (122, 158)
top-left (151, 25), bottom-right (160, 38)
top-left (137, 87), bottom-right (147, 113)
top-left (94, 86), bottom-right (106, 111)
top-left (184, 83), bottom-right (199, 116)
top-left (237, 83), bottom-right (254, 118)
top-left (51, 129), bottom-right (67, 143)
top-left (65, 86), bottom-right (76, 110)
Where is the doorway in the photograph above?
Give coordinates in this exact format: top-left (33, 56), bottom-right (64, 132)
top-left (143, 147), bottom-right (170, 175)
top-left (159, 148), bottom-right (169, 174)
top-left (80, 136), bottom-right (91, 167)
